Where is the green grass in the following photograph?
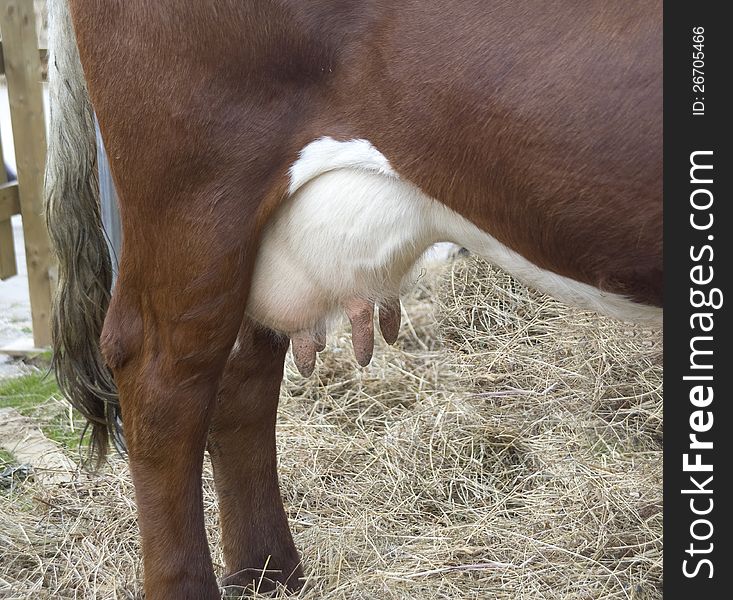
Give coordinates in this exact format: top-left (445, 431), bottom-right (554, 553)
top-left (0, 371), bottom-right (88, 454)
top-left (0, 371), bottom-right (58, 409)
top-left (0, 448), bottom-right (14, 465)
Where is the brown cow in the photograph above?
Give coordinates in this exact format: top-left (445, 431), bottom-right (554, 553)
top-left (45, 0), bottom-right (662, 597)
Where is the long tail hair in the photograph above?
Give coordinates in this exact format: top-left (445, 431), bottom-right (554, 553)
top-left (45, 0), bottom-right (122, 463)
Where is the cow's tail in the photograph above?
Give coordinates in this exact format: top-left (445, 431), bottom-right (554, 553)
top-left (45, 0), bottom-right (122, 463)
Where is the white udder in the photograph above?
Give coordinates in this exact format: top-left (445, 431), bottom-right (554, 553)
top-left (246, 137), bottom-right (661, 335)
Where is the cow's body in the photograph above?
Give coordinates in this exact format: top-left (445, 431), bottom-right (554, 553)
top-left (251, 137), bottom-right (661, 336)
top-left (47, 1), bottom-right (661, 597)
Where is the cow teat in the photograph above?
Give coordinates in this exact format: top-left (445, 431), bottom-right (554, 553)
top-left (290, 297), bottom-right (402, 377)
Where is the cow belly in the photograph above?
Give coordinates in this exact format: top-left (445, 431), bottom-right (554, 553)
top-left (246, 138), bottom-right (661, 336)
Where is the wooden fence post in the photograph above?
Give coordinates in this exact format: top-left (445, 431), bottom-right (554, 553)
top-left (0, 133), bottom-right (18, 279)
top-left (0, 0), bottom-right (53, 347)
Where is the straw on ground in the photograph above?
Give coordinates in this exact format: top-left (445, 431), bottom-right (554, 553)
top-left (0, 255), bottom-right (662, 599)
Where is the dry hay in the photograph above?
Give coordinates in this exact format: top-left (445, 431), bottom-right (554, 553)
top-left (0, 255), bottom-right (662, 599)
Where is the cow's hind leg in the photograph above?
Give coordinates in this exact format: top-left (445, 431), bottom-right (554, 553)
top-left (209, 318), bottom-right (303, 594)
top-left (101, 228), bottom-right (251, 600)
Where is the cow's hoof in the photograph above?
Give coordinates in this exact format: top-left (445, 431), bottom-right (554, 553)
top-left (222, 564), bottom-right (305, 597)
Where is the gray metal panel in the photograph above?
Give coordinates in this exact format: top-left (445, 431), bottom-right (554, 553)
top-left (95, 119), bottom-right (121, 279)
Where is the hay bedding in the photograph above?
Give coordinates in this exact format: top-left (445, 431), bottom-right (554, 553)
top-left (0, 255), bottom-right (662, 599)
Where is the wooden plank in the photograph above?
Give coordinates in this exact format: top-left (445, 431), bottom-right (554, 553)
top-left (0, 407), bottom-right (77, 485)
top-left (0, 182), bottom-right (21, 219)
top-left (0, 133), bottom-right (17, 279)
top-left (0, 0), bottom-right (53, 347)
top-left (0, 218), bottom-right (15, 279)
top-left (0, 40), bottom-right (48, 76)
top-left (0, 336), bottom-right (48, 357)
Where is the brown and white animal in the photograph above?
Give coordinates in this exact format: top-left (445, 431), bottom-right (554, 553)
top-left (45, 0), bottom-right (661, 597)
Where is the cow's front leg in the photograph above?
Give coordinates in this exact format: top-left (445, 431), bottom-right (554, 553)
top-left (209, 319), bottom-right (303, 594)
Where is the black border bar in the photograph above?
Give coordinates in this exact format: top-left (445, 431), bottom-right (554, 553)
top-left (664, 2), bottom-right (731, 598)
